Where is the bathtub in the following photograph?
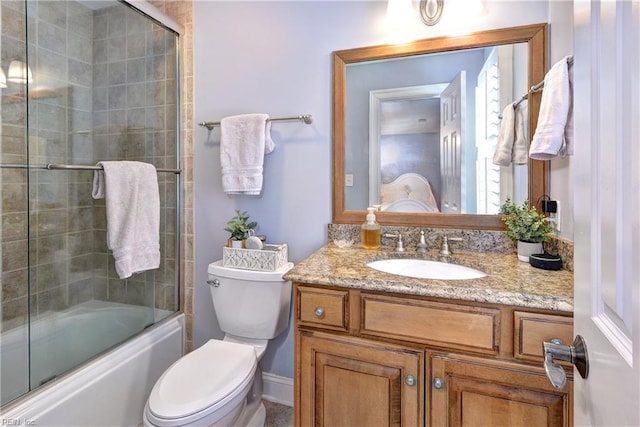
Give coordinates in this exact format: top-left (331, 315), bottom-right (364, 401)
top-left (0, 300), bottom-right (184, 426)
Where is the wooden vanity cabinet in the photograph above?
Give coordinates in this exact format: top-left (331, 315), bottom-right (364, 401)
top-left (429, 353), bottom-right (571, 427)
top-left (298, 330), bottom-right (424, 426)
top-left (294, 283), bottom-right (574, 426)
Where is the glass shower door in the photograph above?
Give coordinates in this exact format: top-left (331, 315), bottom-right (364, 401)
top-left (1, 0), bottom-right (180, 406)
top-left (0, 0), bottom-right (30, 405)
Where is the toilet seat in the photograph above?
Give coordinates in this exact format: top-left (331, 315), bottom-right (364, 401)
top-left (146, 340), bottom-right (257, 426)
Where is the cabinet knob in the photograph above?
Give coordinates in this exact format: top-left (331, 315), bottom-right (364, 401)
top-left (314, 307), bottom-right (325, 318)
top-left (432, 377), bottom-right (445, 390)
top-left (404, 375), bottom-right (417, 387)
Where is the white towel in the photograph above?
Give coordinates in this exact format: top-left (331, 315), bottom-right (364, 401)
top-left (529, 56), bottom-right (573, 160)
top-left (512, 102), bottom-right (529, 164)
top-left (560, 64), bottom-right (574, 157)
top-left (220, 113), bottom-right (274, 195)
top-left (92, 161), bottom-right (160, 279)
top-left (493, 103), bottom-right (515, 166)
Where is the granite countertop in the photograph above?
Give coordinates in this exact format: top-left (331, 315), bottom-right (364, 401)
top-left (284, 244), bottom-right (574, 313)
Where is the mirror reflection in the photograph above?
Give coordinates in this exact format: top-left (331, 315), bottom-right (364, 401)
top-left (346, 44), bottom-right (529, 214)
top-left (333, 24), bottom-right (548, 229)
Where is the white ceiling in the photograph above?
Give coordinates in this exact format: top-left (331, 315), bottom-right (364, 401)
top-left (381, 97), bottom-right (440, 135)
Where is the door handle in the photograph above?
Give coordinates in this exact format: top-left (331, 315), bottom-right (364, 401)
top-left (542, 335), bottom-right (589, 389)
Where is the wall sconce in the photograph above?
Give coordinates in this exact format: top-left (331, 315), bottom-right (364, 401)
top-left (8, 60), bottom-right (33, 84)
top-left (419, 0), bottom-right (444, 26)
top-left (0, 68), bottom-right (7, 89)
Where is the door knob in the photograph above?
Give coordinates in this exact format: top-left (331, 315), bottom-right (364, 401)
top-left (542, 335), bottom-right (589, 389)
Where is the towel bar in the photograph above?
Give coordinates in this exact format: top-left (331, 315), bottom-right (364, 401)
top-left (198, 114), bottom-right (313, 131)
top-left (500, 56), bottom-right (574, 118)
top-left (0, 163), bottom-right (182, 174)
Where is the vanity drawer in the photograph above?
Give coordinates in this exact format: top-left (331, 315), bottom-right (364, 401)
top-left (514, 311), bottom-right (573, 362)
top-left (361, 294), bottom-right (500, 354)
top-left (297, 286), bottom-right (348, 331)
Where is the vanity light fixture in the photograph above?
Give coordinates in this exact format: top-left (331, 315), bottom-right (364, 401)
top-left (385, 0), bottom-right (419, 44)
top-left (0, 68), bottom-right (6, 88)
top-left (419, 0), bottom-right (444, 26)
top-left (386, 0), bottom-right (414, 33)
top-left (8, 60), bottom-right (33, 84)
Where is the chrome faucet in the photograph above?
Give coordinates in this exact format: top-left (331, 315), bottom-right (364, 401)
top-left (383, 233), bottom-right (405, 252)
top-left (416, 230), bottom-right (428, 254)
top-left (440, 236), bottom-right (463, 255)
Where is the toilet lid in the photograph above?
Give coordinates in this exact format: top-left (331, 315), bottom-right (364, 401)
top-left (148, 340), bottom-right (257, 420)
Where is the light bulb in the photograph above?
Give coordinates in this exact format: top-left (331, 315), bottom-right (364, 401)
top-left (386, 0), bottom-right (417, 44)
top-left (8, 60), bottom-right (33, 84)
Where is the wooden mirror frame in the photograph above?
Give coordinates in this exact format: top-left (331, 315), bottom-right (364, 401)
top-left (332, 23), bottom-right (548, 230)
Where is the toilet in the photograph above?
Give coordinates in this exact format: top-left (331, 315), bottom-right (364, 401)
top-left (143, 260), bottom-right (294, 427)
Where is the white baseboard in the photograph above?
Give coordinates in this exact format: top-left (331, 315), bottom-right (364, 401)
top-left (262, 372), bottom-right (293, 407)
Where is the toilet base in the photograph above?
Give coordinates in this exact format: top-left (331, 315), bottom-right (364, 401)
top-left (143, 399), bottom-right (265, 427)
top-left (235, 364), bottom-right (266, 426)
top-left (237, 401), bottom-right (266, 427)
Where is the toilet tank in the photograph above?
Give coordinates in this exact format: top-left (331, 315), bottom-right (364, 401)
top-left (207, 261), bottom-right (294, 339)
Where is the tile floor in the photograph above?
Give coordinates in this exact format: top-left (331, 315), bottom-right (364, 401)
top-left (264, 400), bottom-right (293, 426)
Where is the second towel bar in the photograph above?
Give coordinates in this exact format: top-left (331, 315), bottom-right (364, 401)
top-left (198, 114), bottom-right (313, 131)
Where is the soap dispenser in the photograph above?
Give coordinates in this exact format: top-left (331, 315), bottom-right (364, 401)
top-left (361, 207), bottom-right (381, 249)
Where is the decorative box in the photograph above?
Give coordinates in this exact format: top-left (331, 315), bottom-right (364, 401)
top-left (222, 244), bottom-right (288, 271)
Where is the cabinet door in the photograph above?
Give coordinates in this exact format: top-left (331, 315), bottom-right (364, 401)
top-left (298, 331), bottom-right (423, 427)
top-left (430, 354), bottom-right (572, 427)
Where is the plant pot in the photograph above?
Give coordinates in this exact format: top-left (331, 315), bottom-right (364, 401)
top-left (228, 239), bottom-right (244, 248)
top-left (517, 241), bottom-right (543, 262)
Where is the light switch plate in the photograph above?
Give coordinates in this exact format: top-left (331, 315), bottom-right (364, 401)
top-left (345, 174), bottom-right (353, 187)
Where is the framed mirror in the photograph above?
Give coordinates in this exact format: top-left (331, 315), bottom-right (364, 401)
top-left (332, 24), bottom-right (548, 229)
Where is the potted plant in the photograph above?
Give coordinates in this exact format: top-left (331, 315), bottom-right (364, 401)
top-left (224, 209), bottom-right (258, 248)
top-left (499, 198), bottom-right (552, 262)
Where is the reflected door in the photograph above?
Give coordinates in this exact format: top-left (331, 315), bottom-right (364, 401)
top-left (439, 71), bottom-right (465, 213)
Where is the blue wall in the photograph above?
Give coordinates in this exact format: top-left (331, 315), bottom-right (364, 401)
top-left (193, 1), bottom-right (551, 379)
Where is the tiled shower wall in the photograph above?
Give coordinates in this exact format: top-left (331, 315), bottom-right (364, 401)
top-left (1, 1), bottom-right (182, 333)
top-left (148, 0), bottom-right (195, 352)
top-left (90, 4), bottom-right (179, 313)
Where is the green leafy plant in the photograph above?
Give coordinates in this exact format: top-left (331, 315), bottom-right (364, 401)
top-left (499, 198), bottom-right (552, 243)
top-left (224, 209), bottom-right (258, 241)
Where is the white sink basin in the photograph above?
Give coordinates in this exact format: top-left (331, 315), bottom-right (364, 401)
top-left (366, 258), bottom-right (486, 280)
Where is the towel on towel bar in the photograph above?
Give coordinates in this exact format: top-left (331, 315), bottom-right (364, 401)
top-left (512, 102), bottom-right (529, 165)
top-left (220, 113), bottom-right (274, 195)
top-left (529, 56), bottom-right (574, 159)
top-left (493, 103), bottom-right (516, 166)
top-left (92, 161), bottom-right (160, 279)
top-left (493, 102), bottom-right (529, 166)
